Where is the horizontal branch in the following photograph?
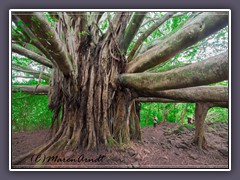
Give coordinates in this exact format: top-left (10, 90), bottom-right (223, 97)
top-left (210, 102), bottom-right (228, 108)
top-left (120, 52), bottom-right (228, 91)
top-left (12, 64), bottom-right (50, 81)
top-left (139, 86), bottom-right (228, 103)
top-left (12, 85), bottom-right (49, 94)
top-left (125, 12), bottom-right (228, 73)
top-left (136, 97), bottom-right (178, 103)
top-left (12, 44), bottom-right (53, 68)
top-left (13, 75), bottom-right (35, 79)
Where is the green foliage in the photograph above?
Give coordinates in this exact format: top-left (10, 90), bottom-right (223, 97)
top-left (12, 79), bottom-right (48, 86)
top-left (209, 80), bottom-right (228, 86)
top-left (206, 107), bottom-right (228, 122)
top-left (12, 55), bottom-right (51, 84)
top-left (77, 31), bottom-right (90, 37)
top-left (140, 102), bottom-right (227, 127)
top-left (12, 55), bottom-right (32, 67)
top-left (12, 93), bottom-right (53, 132)
top-left (178, 124), bottom-right (195, 131)
top-left (44, 12), bottom-right (58, 26)
top-left (99, 17), bottom-right (109, 32)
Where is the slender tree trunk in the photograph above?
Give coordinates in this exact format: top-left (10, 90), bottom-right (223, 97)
top-left (193, 102), bottom-right (213, 150)
top-left (162, 104), bottom-right (169, 123)
top-left (180, 104), bottom-right (188, 124)
top-left (146, 103), bottom-right (152, 125)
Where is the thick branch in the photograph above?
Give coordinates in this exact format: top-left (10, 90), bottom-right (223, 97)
top-left (12, 44), bottom-right (53, 68)
top-left (139, 86), bottom-right (228, 103)
top-left (127, 12), bottom-right (175, 62)
top-left (120, 52), bottom-right (228, 91)
top-left (13, 42), bottom-right (45, 57)
top-left (16, 12), bottom-right (73, 76)
top-left (13, 75), bottom-right (36, 79)
top-left (12, 14), bottom-right (54, 62)
top-left (210, 102), bottom-right (228, 108)
top-left (12, 64), bottom-right (50, 81)
top-left (120, 12), bottom-right (147, 53)
top-left (12, 85), bottom-right (49, 94)
top-left (125, 12), bottom-right (228, 73)
top-left (136, 97), bottom-right (178, 103)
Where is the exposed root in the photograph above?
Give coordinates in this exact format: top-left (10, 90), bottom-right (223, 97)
top-left (193, 136), bottom-right (207, 151)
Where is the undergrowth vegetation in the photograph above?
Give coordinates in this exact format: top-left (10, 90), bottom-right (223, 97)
top-left (12, 93), bottom-right (53, 132)
top-left (11, 93), bottom-right (228, 131)
top-left (140, 102), bottom-right (228, 127)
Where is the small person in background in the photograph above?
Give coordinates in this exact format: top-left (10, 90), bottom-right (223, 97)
top-left (187, 117), bottom-right (195, 124)
top-left (153, 116), bottom-right (158, 128)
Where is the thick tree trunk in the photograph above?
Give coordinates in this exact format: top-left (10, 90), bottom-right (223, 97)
top-left (193, 103), bottom-right (213, 150)
top-left (12, 13), bottom-right (140, 165)
top-left (129, 101), bottom-right (142, 141)
top-left (48, 48), bottom-right (128, 151)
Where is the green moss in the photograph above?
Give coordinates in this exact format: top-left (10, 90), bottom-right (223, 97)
top-left (107, 135), bottom-right (115, 148)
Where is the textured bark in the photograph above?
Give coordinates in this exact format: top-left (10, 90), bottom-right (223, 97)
top-left (12, 64), bottom-right (50, 81)
top-left (12, 44), bottom-right (53, 68)
top-left (15, 12), bottom-right (73, 76)
top-left (180, 104), bottom-right (188, 124)
top-left (129, 101), bottom-right (142, 141)
top-left (12, 14), bottom-right (54, 62)
top-left (141, 86), bottom-right (228, 103)
top-left (120, 12), bottom-right (146, 53)
top-left (12, 12), bottom-right (142, 166)
top-left (136, 97), bottom-right (177, 103)
top-left (120, 52), bottom-right (228, 92)
top-left (193, 103), bottom-right (213, 150)
top-left (12, 85), bottom-right (49, 94)
top-left (125, 12), bottom-right (228, 73)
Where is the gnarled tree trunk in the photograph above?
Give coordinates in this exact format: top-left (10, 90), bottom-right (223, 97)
top-left (47, 14), bottom-right (141, 151)
top-left (12, 12), bottom-right (142, 165)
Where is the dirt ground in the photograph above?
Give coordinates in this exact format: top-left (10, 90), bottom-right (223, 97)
top-left (11, 121), bottom-right (229, 169)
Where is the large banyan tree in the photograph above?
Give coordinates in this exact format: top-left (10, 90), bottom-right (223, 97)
top-left (12, 11), bottom-right (229, 164)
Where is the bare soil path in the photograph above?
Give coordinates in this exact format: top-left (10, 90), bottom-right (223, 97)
top-left (12, 121), bottom-right (228, 169)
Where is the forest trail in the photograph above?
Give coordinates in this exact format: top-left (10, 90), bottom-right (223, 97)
top-left (12, 121), bottom-right (228, 169)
